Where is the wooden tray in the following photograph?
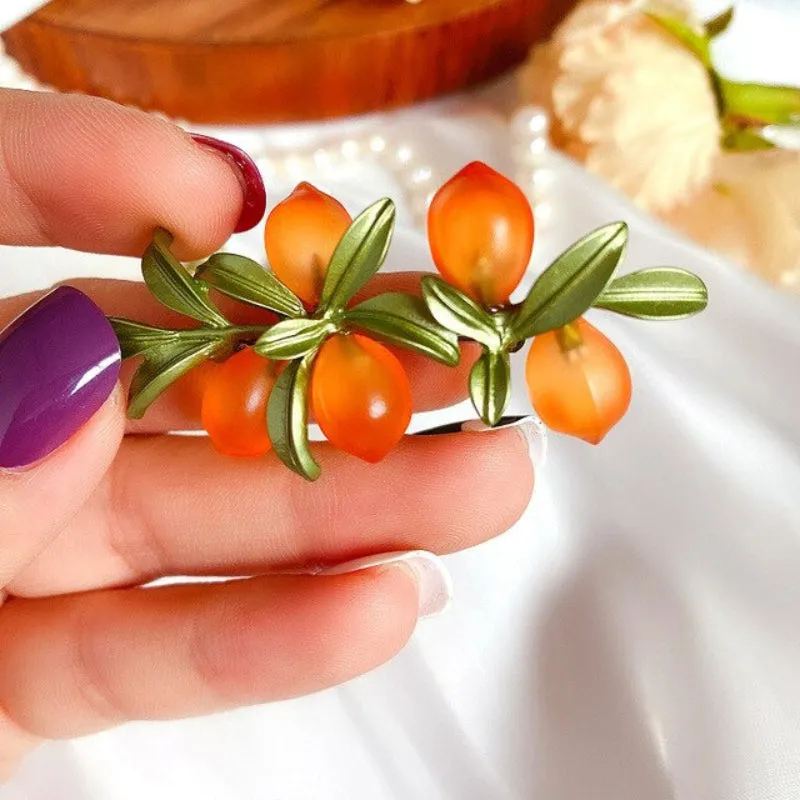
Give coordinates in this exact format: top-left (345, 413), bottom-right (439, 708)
top-left (2, 0), bottom-right (573, 123)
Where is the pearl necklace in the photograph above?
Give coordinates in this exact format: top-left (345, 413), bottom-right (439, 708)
top-left (0, 40), bottom-right (555, 233)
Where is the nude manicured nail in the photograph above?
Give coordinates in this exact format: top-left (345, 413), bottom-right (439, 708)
top-left (321, 550), bottom-right (453, 618)
top-left (461, 414), bottom-right (548, 469)
top-left (190, 134), bottom-right (267, 233)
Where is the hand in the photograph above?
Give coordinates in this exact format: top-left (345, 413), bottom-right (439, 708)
top-left (0, 89), bottom-right (540, 780)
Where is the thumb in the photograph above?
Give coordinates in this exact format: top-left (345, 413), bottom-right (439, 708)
top-left (0, 286), bottom-right (123, 589)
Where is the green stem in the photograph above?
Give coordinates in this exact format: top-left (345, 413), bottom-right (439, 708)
top-left (179, 324), bottom-right (268, 340)
top-left (719, 78), bottom-right (800, 125)
top-left (556, 323), bottom-right (584, 353)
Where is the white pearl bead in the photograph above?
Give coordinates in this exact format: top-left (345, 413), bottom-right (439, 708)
top-left (313, 148), bottom-right (333, 169)
top-left (513, 138), bottom-right (548, 169)
top-left (517, 167), bottom-right (555, 202)
top-left (393, 144), bottom-right (415, 167)
top-left (406, 165), bottom-right (434, 187)
top-left (510, 106), bottom-right (550, 142)
top-left (532, 167), bottom-right (554, 191)
top-left (340, 139), bottom-right (360, 160)
top-left (527, 138), bottom-right (548, 157)
top-left (368, 135), bottom-right (388, 155)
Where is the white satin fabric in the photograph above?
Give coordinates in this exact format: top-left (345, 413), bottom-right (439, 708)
top-left (2, 6), bottom-right (800, 797)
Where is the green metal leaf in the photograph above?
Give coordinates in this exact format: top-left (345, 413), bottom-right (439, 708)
top-left (127, 336), bottom-right (223, 419)
top-left (319, 199), bottom-right (395, 313)
top-left (109, 318), bottom-right (179, 358)
top-left (267, 355), bottom-right (320, 481)
top-left (720, 79), bottom-right (800, 125)
top-left (254, 318), bottom-right (333, 360)
top-left (705, 6), bottom-right (733, 38)
top-left (195, 253), bottom-right (305, 318)
top-left (345, 292), bottom-right (460, 366)
top-left (469, 350), bottom-right (511, 427)
top-left (594, 268), bottom-right (709, 319)
top-left (645, 12), bottom-right (710, 65)
top-left (511, 222), bottom-right (627, 341)
top-left (420, 275), bottom-right (501, 350)
top-left (141, 229), bottom-right (228, 327)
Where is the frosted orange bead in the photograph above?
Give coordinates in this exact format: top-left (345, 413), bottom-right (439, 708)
top-left (174, 359), bottom-right (220, 422)
top-left (201, 347), bottom-right (281, 458)
top-left (525, 318), bottom-right (632, 444)
top-left (311, 333), bottom-right (412, 463)
top-left (264, 182), bottom-right (352, 306)
top-left (428, 161), bottom-right (534, 306)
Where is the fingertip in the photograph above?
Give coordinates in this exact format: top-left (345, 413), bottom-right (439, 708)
top-left (460, 424), bottom-right (536, 532)
top-left (158, 129), bottom-right (247, 259)
top-left (189, 134), bottom-right (266, 236)
top-left (315, 567), bottom-right (421, 684)
top-left (405, 423), bottom-right (535, 553)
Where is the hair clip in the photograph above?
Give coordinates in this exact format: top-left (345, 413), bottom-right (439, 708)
top-left (108, 161), bottom-right (708, 480)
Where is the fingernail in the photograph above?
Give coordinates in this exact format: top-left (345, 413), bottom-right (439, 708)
top-left (461, 414), bottom-right (548, 468)
top-left (0, 286), bottom-right (121, 469)
top-left (190, 134), bottom-right (267, 233)
top-left (320, 550), bottom-right (453, 619)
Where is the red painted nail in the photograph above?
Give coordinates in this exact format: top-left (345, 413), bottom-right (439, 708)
top-left (190, 134), bottom-right (267, 233)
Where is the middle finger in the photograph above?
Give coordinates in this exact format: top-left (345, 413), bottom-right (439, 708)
top-left (10, 421), bottom-right (540, 596)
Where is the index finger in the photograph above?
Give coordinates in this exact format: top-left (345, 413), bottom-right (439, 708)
top-left (0, 89), bottom-right (247, 258)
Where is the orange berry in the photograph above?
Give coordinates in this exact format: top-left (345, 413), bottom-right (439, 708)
top-left (201, 347), bottom-right (281, 458)
top-left (525, 318), bottom-right (631, 444)
top-left (174, 359), bottom-right (220, 422)
top-left (264, 182), bottom-right (352, 306)
top-left (311, 333), bottom-right (412, 463)
top-left (428, 161), bottom-right (534, 306)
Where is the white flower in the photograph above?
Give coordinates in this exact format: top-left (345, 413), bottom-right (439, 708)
top-left (521, 0), bottom-right (720, 212)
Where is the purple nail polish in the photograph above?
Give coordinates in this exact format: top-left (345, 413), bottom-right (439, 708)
top-left (0, 286), bottom-right (121, 469)
top-left (190, 134), bottom-right (267, 233)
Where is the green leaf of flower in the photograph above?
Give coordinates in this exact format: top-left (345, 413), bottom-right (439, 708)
top-left (345, 292), bottom-right (460, 366)
top-left (721, 125), bottom-right (776, 152)
top-left (195, 253), bottom-right (306, 318)
top-left (705, 6), bottom-right (734, 38)
top-left (420, 275), bottom-right (501, 350)
top-left (720, 79), bottom-right (800, 126)
top-left (141, 229), bottom-right (228, 328)
top-left (469, 350), bottom-right (511, 427)
top-left (267, 355), bottom-right (320, 481)
top-left (127, 335), bottom-right (226, 419)
top-left (109, 318), bottom-right (180, 358)
top-left (511, 222), bottom-right (627, 342)
top-left (254, 318), bottom-right (333, 360)
top-left (593, 268), bottom-right (709, 319)
top-left (645, 12), bottom-right (710, 65)
top-left (319, 199), bottom-right (395, 314)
